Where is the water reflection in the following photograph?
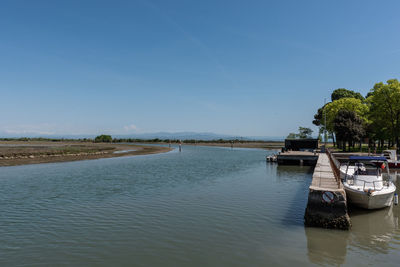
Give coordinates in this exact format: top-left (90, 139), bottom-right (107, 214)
top-left (348, 205), bottom-right (399, 253)
top-left (306, 227), bottom-right (349, 265)
top-left (276, 165), bottom-right (314, 182)
top-left (389, 170), bottom-right (400, 182)
top-left (1, 146), bottom-right (399, 266)
top-left (306, 189), bottom-right (399, 265)
top-left (274, 165), bottom-right (314, 227)
top-left (306, 205), bottom-right (399, 265)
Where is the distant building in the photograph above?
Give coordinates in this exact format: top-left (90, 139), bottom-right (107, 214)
top-left (284, 138), bottom-right (319, 151)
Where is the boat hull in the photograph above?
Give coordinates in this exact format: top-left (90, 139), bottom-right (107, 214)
top-left (345, 187), bottom-right (395, 209)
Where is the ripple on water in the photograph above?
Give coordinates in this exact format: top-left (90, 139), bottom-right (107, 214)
top-left (0, 146), bottom-right (399, 266)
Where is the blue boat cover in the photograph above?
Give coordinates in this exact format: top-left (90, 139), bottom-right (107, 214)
top-left (348, 156), bottom-right (387, 161)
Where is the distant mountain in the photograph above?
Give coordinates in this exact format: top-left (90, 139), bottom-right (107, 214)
top-left (114, 132), bottom-right (285, 141)
top-left (114, 132), bottom-right (238, 141)
top-left (245, 136), bottom-right (285, 141)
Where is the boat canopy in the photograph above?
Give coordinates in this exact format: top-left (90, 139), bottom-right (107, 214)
top-left (348, 156), bottom-right (387, 161)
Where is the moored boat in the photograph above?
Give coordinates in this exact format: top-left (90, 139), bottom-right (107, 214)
top-left (342, 156), bottom-right (396, 209)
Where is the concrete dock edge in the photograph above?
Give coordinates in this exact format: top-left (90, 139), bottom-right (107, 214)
top-left (304, 153), bottom-right (351, 230)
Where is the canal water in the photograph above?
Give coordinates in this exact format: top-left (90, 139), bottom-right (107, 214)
top-left (0, 145), bottom-right (399, 266)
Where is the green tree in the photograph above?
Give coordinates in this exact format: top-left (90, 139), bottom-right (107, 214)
top-left (331, 88), bottom-right (364, 102)
top-left (298, 127), bottom-right (313, 138)
top-left (287, 127), bottom-right (313, 139)
top-left (367, 79), bottom-right (400, 148)
top-left (324, 97), bottom-right (369, 132)
top-left (94, 135), bottom-right (112, 143)
top-left (312, 104), bottom-right (334, 144)
top-left (334, 110), bottom-right (366, 151)
top-left (314, 88), bottom-right (364, 146)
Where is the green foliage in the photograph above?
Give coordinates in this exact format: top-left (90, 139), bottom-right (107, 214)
top-left (331, 88), bottom-right (364, 102)
top-left (324, 98), bottom-right (369, 132)
top-left (312, 106), bottom-right (324, 126)
top-left (298, 127), bottom-right (313, 138)
top-left (287, 127), bottom-right (313, 139)
top-left (367, 79), bottom-right (400, 146)
top-left (94, 135), bottom-right (112, 143)
top-left (314, 89), bottom-right (365, 135)
top-left (334, 110), bottom-right (365, 151)
top-left (313, 79), bottom-right (400, 149)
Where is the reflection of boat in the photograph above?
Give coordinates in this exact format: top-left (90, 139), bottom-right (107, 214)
top-left (383, 150), bottom-right (400, 169)
top-left (306, 203), bottom-right (400, 266)
top-left (342, 156), bottom-right (396, 209)
top-left (348, 204), bottom-right (399, 252)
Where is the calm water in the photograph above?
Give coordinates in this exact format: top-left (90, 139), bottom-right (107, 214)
top-left (0, 145), bottom-right (399, 266)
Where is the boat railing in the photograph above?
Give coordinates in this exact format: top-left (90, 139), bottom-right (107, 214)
top-left (346, 177), bottom-right (389, 192)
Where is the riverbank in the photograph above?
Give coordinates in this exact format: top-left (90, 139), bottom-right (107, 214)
top-left (0, 141), bottom-right (172, 167)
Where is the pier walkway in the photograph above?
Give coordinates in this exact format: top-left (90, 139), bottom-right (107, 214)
top-left (310, 153), bottom-right (341, 191)
top-left (275, 150), bottom-right (351, 229)
top-left (304, 153), bottom-right (351, 229)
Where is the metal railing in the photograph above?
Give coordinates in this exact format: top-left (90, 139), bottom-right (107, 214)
top-left (326, 148), bottom-right (341, 189)
top-left (346, 178), bottom-right (389, 192)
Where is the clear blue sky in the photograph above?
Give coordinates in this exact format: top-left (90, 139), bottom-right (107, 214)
top-left (1, 0), bottom-right (400, 137)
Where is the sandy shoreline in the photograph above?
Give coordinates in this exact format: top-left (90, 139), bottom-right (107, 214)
top-left (0, 141), bottom-right (172, 167)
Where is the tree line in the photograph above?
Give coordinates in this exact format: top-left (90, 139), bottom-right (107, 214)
top-left (313, 79), bottom-right (400, 151)
top-left (0, 136), bottom-right (282, 144)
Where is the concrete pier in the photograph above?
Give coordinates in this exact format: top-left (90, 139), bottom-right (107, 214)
top-left (304, 153), bottom-right (351, 230)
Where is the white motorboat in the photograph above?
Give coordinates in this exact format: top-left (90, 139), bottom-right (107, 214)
top-left (342, 156), bottom-right (396, 209)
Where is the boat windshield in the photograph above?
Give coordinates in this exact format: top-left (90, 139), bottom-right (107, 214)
top-left (347, 161), bottom-right (386, 177)
top-left (354, 165), bottom-right (380, 176)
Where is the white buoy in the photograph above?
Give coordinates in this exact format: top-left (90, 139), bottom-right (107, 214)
top-left (394, 193), bottom-right (398, 205)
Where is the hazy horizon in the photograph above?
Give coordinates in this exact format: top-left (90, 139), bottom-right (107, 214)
top-left (0, 130), bottom-right (288, 141)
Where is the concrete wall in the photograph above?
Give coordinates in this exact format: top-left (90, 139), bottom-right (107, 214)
top-left (304, 153), bottom-right (351, 230)
top-left (304, 188), bottom-right (351, 230)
